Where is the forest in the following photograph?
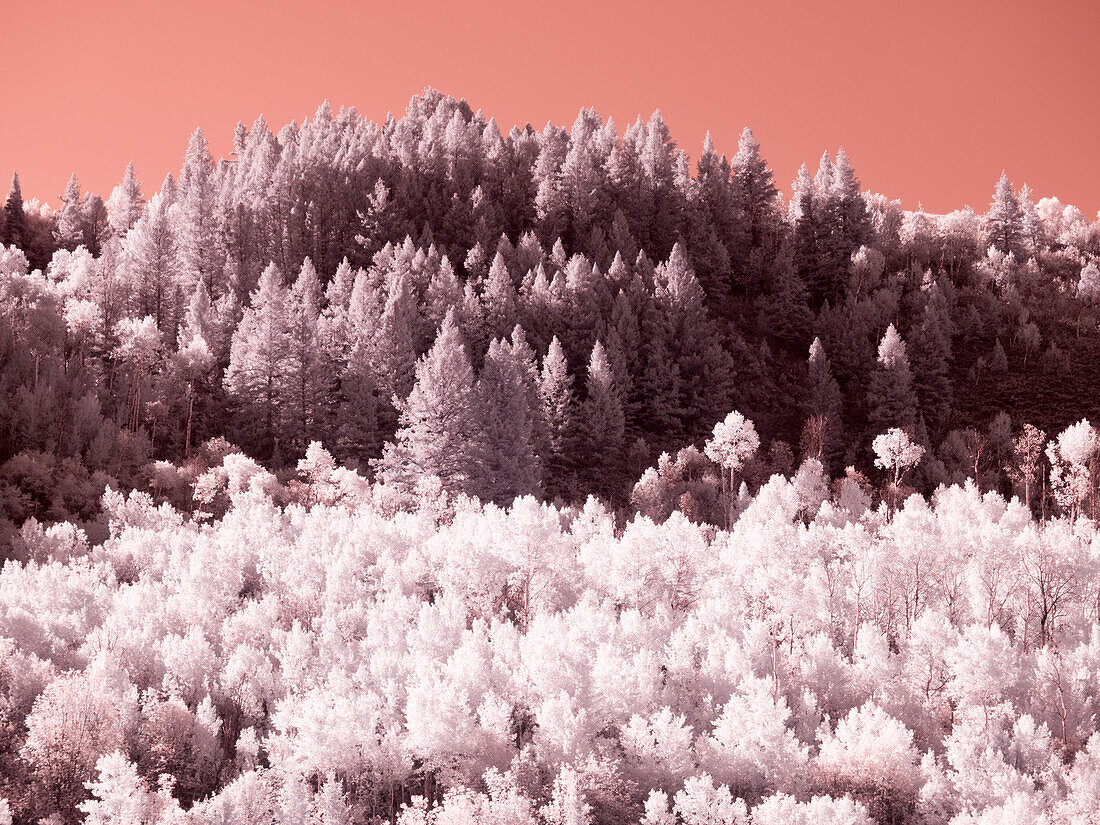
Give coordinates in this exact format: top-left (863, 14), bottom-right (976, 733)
top-left (2, 89), bottom-right (1100, 823)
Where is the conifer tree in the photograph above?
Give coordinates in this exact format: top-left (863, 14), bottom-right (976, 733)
top-left (479, 337), bottom-right (542, 503)
top-left (106, 163), bottom-right (145, 237)
top-left (579, 340), bottom-right (626, 500)
top-left (766, 247), bottom-right (813, 349)
top-left (1017, 183), bottom-right (1045, 256)
top-left (732, 128), bottom-right (778, 251)
top-left (804, 337), bottom-right (843, 469)
top-left (336, 345), bottom-right (380, 470)
top-left (175, 128), bottom-right (223, 296)
top-left (224, 263), bottom-right (291, 459)
top-left (791, 164), bottom-right (826, 305)
top-left (985, 172), bottom-right (1024, 259)
top-left (123, 186), bottom-right (179, 332)
top-left (55, 174), bottom-right (86, 251)
top-left (540, 336), bottom-right (577, 497)
top-left (868, 324), bottom-right (919, 434)
top-left (909, 284), bottom-right (954, 434)
top-left (285, 259), bottom-right (327, 450)
top-left (1, 172), bottom-right (26, 249)
top-left (828, 148), bottom-right (871, 266)
top-left (424, 255), bottom-right (462, 331)
top-left (371, 274), bottom-right (419, 403)
top-left (377, 310), bottom-right (487, 498)
top-left (483, 250), bottom-right (517, 340)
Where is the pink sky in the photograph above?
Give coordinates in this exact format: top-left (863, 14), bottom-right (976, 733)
top-left (2, 0), bottom-right (1097, 216)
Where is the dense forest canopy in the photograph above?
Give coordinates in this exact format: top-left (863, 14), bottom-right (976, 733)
top-left (3, 90), bottom-right (1100, 824)
top-left (1, 90), bottom-right (1098, 530)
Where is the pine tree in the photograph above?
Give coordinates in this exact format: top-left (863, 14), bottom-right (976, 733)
top-left (909, 284), bottom-right (954, 434)
top-left (803, 337), bottom-right (843, 470)
top-left (377, 310), bottom-right (487, 499)
top-left (479, 337), bottom-right (542, 503)
top-left (175, 128), bottom-right (223, 296)
top-left (985, 172), bottom-right (1024, 259)
top-left (639, 333), bottom-right (682, 448)
top-left (1018, 183), bottom-right (1045, 256)
top-left (1, 172), bottom-right (26, 249)
top-left (483, 250), bottom-right (518, 340)
top-left (337, 344), bottom-right (380, 470)
top-left (285, 259), bottom-right (327, 451)
top-left (540, 336), bottom-right (577, 498)
top-left (424, 255), bottom-right (462, 330)
top-left (81, 193), bottom-right (110, 256)
top-left (791, 163), bottom-right (827, 305)
top-left (224, 263), bottom-right (291, 459)
top-left (579, 340), bottom-right (626, 501)
top-left (868, 324), bottom-right (919, 434)
top-left (731, 127), bottom-right (778, 251)
top-left (55, 174), bottom-right (86, 250)
top-left (766, 246), bottom-right (813, 349)
top-left (122, 186), bottom-right (179, 332)
top-left (106, 163), bottom-right (145, 237)
top-left (371, 274), bottom-right (419, 402)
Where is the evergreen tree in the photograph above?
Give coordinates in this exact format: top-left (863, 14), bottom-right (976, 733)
top-left (579, 340), bottom-right (626, 501)
top-left (540, 336), bottom-right (577, 498)
top-left (122, 185), bottom-right (179, 332)
top-left (55, 174), bottom-right (86, 251)
top-left (371, 274), bottom-right (419, 403)
top-left (336, 345), bottom-right (380, 470)
top-left (106, 162), bottom-right (145, 237)
top-left (377, 310), bottom-right (487, 498)
top-left (868, 324), bottom-right (919, 435)
top-left (803, 337), bottom-right (843, 470)
top-left (175, 128), bottom-right (223, 296)
top-left (2, 172), bottom-right (27, 249)
top-left (285, 259), bottom-right (327, 451)
top-left (791, 164), bottom-right (826, 305)
top-left (479, 337), bottom-right (542, 503)
top-left (483, 250), bottom-right (518, 340)
top-left (224, 263), bottom-right (291, 459)
top-left (81, 193), bottom-right (110, 256)
top-left (909, 283), bottom-right (954, 435)
top-left (731, 127), bottom-right (778, 251)
top-left (1017, 183), bottom-right (1045, 256)
top-left (766, 246), bottom-right (813, 349)
top-left (984, 172), bottom-right (1024, 259)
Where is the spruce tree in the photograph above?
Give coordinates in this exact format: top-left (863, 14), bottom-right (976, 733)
top-left (868, 324), bottom-right (919, 435)
top-left (803, 337), bottom-right (843, 470)
top-left (175, 128), bottom-right (223, 296)
top-left (285, 258), bottom-right (327, 451)
top-left (579, 340), bottom-right (626, 500)
top-left (478, 337), bottom-right (542, 503)
top-left (55, 174), bottom-right (85, 251)
top-left (122, 187), bottom-right (179, 332)
top-left (984, 172), bottom-right (1024, 259)
top-left (377, 310), bottom-right (488, 499)
top-left (2, 172), bottom-right (27, 249)
top-left (483, 250), bottom-right (517, 340)
top-left (224, 263), bottom-right (291, 459)
top-left (539, 336), bottom-right (577, 497)
top-left (731, 127), bottom-right (778, 251)
top-left (337, 344), bottom-right (380, 470)
top-left (106, 162), bottom-right (145, 237)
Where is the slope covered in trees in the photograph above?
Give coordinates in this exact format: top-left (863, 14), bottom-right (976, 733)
top-left (1, 91), bottom-right (1099, 534)
top-left (3, 90), bottom-right (1100, 823)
